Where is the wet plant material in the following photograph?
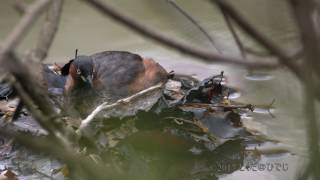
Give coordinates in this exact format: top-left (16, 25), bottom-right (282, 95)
top-left (0, 134), bottom-right (64, 179)
top-left (0, 72), bottom-right (291, 179)
top-left (75, 72), bottom-right (290, 179)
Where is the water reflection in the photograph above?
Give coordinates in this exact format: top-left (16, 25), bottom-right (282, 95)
top-left (109, 131), bottom-right (246, 180)
top-left (227, 87), bottom-right (241, 100)
top-left (245, 73), bottom-right (274, 81)
top-left (105, 130), bottom-right (293, 180)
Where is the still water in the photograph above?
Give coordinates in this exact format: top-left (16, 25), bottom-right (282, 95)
top-left (0, 0), bottom-right (309, 179)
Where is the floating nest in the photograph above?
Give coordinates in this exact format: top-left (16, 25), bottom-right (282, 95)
top-left (0, 72), bottom-right (290, 179)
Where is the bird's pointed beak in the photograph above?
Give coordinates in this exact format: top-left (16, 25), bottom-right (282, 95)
top-left (84, 75), bottom-right (93, 87)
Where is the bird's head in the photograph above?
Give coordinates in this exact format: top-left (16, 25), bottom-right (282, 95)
top-left (62, 55), bottom-right (94, 94)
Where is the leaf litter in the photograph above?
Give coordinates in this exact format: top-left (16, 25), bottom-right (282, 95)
top-left (0, 72), bottom-right (292, 179)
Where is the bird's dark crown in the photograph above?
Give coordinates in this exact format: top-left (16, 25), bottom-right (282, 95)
top-left (61, 55), bottom-right (93, 77)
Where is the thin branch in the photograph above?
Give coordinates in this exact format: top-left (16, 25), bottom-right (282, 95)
top-left (167, 0), bottom-right (222, 53)
top-left (34, 169), bottom-right (55, 180)
top-left (244, 46), bottom-right (304, 61)
top-left (219, 1), bottom-right (304, 61)
top-left (289, 0), bottom-right (320, 178)
top-left (0, 0), bottom-right (66, 120)
top-left (3, 52), bottom-right (76, 150)
top-left (219, 4), bottom-right (303, 63)
top-left (6, 75), bottom-right (55, 135)
top-left (304, 83), bottom-right (320, 179)
top-left (0, 0), bottom-right (52, 63)
top-left (289, 47), bottom-right (304, 60)
top-left (5, 52), bottom-right (57, 118)
top-left (14, 0), bottom-right (28, 15)
top-left (298, 163), bottom-right (311, 180)
top-left (5, 74), bottom-right (73, 150)
top-left (211, 0), bottom-right (303, 78)
top-left (78, 83), bottom-right (164, 133)
top-left (243, 46), bottom-right (273, 57)
top-left (84, 0), bottom-right (278, 69)
top-left (218, 4), bottom-right (246, 58)
top-left (29, 0), bottom-right (64, 62)
top-left (220, 13), bottom-right (304, 61)
top-left (0, 0), bottom-right (77, 152)
top-left (289, 0), bottom-right (320, 78)
top-left (0, 130), bottom-right (119, 180)
top-left (267, 99), bottom-right (276, 118)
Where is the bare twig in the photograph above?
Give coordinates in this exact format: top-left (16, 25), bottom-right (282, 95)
top-left (84, 0), bottom-right (278, 69)
top-left (5, 53), bottom-right (57, 118)
top-left (0, 130), bottom-right (120, 180)
top-left (5, 74), bottom-right (59, 137)
top-left (304, 83), bottom-right (320, 179)
top-left (14, 0), bottom-right (28, 15)
top-left (243, 46), bottom-right (273, 57)
top-left (29, 0), bottom-right (64, 62)
top-left (289, 0), bottom-right (320, 78)
top-left (218, 2), bottom-right (303, 61)
top-left (0, 0), bottom-right (56, 122)
top-left (0, 0), bottom-right (52, 63)
top-left (0, 0), bottom-right (63, 128)
top-left (7, 77), bottom-right (52, 131)
top-left (244, 46), bottom-right (304, 62)
top-left (218, 5), bottom-right (246, 58)
top-left (211, 0), bottom-right (302, 78)
top-left (167, 0), bottom-right (222, 53)
top-left (298, 163), bottom-right (311, 180)
top-left (3, 53), bottom-right (77, 151)
top-left (0, 0), bottom-right (76, 147)
top-left (34, 169), bottom-right (55, 180)
top-left (289, 0), bottom-right (320, 178)
top-left (78, 83), bottom-right (164, 133)
top-left (1, 0), bottom-right (81, 155)
top-left (267, 99), bottom-right (276, 118)
top-left (0, 1), bottom-right (118, 178)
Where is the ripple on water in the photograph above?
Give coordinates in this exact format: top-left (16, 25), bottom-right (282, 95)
top-left (227, 87), bottom-right (241, 99)
top-left (245, 72), bottom-right (273, 81)
top-left (241, 113), bottom-right (253, 120)
top-left (253, 107), bottom-right (275, 115)
top-left (228, 91), bottom-right (241, 100)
